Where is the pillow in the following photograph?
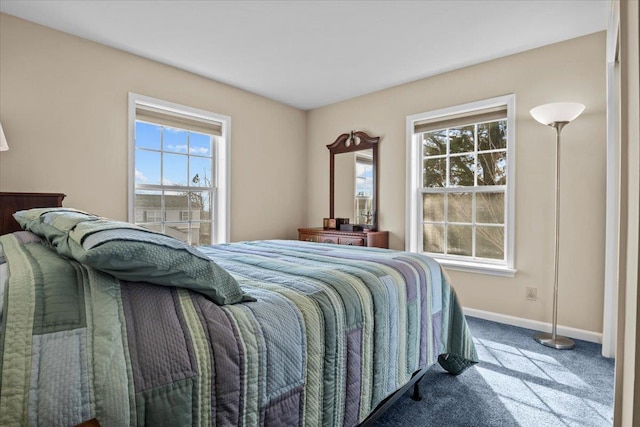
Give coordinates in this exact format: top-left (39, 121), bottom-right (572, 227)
top-left (13, 208), bottom-right (253, 305)
top-left (13, 207), bottom-right (95, 245)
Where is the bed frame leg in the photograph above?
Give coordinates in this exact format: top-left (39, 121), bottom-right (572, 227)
top-left (411, 380), bottom-right (422, 401)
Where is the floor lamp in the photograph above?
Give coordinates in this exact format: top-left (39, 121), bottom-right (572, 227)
top-left (530, 102), bottom-right (585, 350)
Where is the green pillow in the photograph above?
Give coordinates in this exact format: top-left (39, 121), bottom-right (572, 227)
top-left (13, 208), bottom-right (253, 305)
top-left (13, 207), bottom-right (94, 245)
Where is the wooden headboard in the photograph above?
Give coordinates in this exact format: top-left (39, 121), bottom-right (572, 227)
top-left (0, 192), bottom-right (66, 235)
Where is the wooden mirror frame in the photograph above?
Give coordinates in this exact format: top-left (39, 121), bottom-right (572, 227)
top-left (327, 130), bottom-right (380, 231)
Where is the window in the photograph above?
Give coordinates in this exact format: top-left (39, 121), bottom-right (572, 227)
top-left (406, 95), bottom-right (515, 276)
top-left (146, 210), bottom-right (163, 222)
top-left (128, 93), bottom-right (230, 245)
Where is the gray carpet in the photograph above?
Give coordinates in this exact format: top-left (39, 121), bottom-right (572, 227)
top-left (373, 316), bottom-right (615, 427)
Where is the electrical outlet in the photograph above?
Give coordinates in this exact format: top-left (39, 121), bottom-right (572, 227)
top-left (526, 287), bottom-right (537, 301)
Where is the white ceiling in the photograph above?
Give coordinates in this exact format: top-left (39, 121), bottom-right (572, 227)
top-left (0, 1), bottom-right (609, 110)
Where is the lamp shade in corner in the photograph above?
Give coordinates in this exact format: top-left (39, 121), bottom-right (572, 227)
top-left (530, 102), bottom-right (585, 126)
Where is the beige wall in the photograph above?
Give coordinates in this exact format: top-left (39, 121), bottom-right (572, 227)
top-left (0, 13), bottom-right (307, 242)
top-left (307, 32), bottom-right (607, 334)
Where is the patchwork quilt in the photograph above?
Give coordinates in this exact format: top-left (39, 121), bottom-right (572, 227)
top-left (0, 232), bottom-right (477, 426)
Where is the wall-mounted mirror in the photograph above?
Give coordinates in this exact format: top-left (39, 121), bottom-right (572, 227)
top-left (328, 131), bottom-right (379, 230)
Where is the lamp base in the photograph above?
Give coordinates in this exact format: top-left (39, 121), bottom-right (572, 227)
top-left (534, 332), bottom-right (575, 350)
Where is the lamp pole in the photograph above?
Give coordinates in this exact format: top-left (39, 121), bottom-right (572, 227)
top-left (529, 102), bottom-right (584, 350)
top-left (534, 122), bottom-right (574, 349)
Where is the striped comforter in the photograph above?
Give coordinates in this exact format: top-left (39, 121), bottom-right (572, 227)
top-left (0, 233), bottom-right (477, 426)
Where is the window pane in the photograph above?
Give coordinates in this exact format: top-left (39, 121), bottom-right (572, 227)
top-left (189, 191), bottom-right (211, 221)
top-left (448, 193), bottom-right (472, 223)
top-left (136, 122), bottom-right (161, 150)
top-left (478, 120), bottom-right (507, 151)
top-left (477, 192), bottom-right (504, 224)
top-left (423, 224), bottom-right (444, 253)
top-left (449, 154), bottom-right (475, 186)
top-left (416, 103), bottom-right (510, 263)
top-left (163, 128), bottom-right (188, 153)
top-left (423, 193), bottom-right (444, 222)
top-left (163, 154), bottom-right (188, 186)
top-left (189, 132), bottom-right (213, 157)
top-left (423, 158), bottom-right (446, 187)
top-left (132, 100), bottom-right (223, 247)
top-left (192, 222), bottom-right (212, 246)
top-left (204, 192), bottom-right (212, 221)
top-left (477, 151), bottom-right (506, 186)
top-left (447, 225), bottom-right (472, 256)
top-left (164, 192), bottom-right (189, 222)
top-left (135, 190), bottom-right (162, 223)
top-left (190, 156), bottom-right (212, 187)
top-left (449, 126), bottom-right (474, 154)
top-left (476, 226), bottom-right (504, 259)
top-left (166, 223), bottom-right (190, 244)
top-left (135, 150), bottom-right (161, 185)
top-left (423, 131), bottom-right (447, 157)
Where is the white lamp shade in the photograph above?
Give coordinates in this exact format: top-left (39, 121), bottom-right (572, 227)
top-left (530, 102), bottom-right (585, 126)
top-left (0, 123), bottom-right (8, 151)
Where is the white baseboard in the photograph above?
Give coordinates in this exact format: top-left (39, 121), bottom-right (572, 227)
top-left (463, 307), bottom-right (603, 344)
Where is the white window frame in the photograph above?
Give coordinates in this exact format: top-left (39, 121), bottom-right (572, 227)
top-left (406, 94), bottom-right (516, 276)
top-left (128, 93), bottom-right (231, 244)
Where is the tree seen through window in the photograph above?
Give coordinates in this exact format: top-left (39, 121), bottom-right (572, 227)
top-left (421, 119), bottom-right (507, 260)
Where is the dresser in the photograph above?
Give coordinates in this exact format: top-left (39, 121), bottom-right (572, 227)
top-left (0, 192), bottom-right (66, 235)
top-left (298, 227), bottom-right (389, 249)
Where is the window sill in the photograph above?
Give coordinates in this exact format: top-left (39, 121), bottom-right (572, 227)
top-left (431, 257), bottom-right (517, 277)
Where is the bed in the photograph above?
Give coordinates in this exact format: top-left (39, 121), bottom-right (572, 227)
top-left (0, 208), bottom-right (477, 426)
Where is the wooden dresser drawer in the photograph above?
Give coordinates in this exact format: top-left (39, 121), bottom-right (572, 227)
top-left (298, 228), bottom-right (389, 249)
top-left (299, 233), bottom-right (318, 243)
top-left (318, 235), bottom-right (339, 244)
top-left (338, 236), bottom-right (364, 246)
